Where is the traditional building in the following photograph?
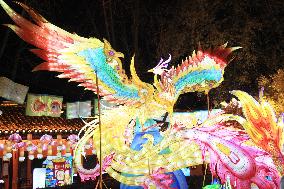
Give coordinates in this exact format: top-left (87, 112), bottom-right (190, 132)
top-left (0, 101), bottom-right (95, 189)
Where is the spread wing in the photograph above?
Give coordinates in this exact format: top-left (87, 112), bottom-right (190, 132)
top-left (0, 1), bottom-right (149, 106)
top-left (154, 44), bottom-right (241, 103)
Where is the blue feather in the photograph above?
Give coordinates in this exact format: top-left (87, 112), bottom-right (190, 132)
top-left (174, 68), bottom-right (222, 93)
top-left (78, 48), bottom-right (139, 98)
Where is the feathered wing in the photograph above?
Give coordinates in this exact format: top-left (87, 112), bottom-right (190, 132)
top-left (231, 90), bottom-right (284, 175)
top-left (154, 44), bottom-right (241, 105)
top-left (0, 1), bottom-right (147, 106)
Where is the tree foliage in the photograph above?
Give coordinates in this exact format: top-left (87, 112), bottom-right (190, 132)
top-left (258, 69), bottom-right (284, 115)
top-left (149, 0), bottom-right (284, 108)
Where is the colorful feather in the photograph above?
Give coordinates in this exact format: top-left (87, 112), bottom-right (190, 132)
top-left (0, 0), bottom-right (143, 105)
top-left (172, 44), bottom-right (241, 96)
top-left (150, 44), bottom-right (241, 106)
top-left (232, 90), bottom-right (284, 175)
top-left (0, 1), bottom-right (241, 110)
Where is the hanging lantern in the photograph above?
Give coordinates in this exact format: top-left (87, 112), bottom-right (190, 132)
top-left (26, 144), bottom-right (37, 152)
top-left (5, 153), bottom-right (12, 159)
top-left (8, 133), bottom-right (22, 143)
top-left (40, 134), bottom-right (53, 144)
top-left (67, 134), bottom-right (79, 144)
top-left (19, 147), bottom-right (25, 161)
top-left (37, 154), bottom-right (43, 159)
top-left (19, 156), bottom-right (25, 162)
top-left (3, 156), bottom-right (8, 161)
top-left (28, 154), bottom-right (34, 160)
top-left (12, 141), bottom-right (26, 150)
top-left (27, 143), bottom-right (37, 160)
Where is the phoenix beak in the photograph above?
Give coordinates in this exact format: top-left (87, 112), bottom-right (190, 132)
top-left (117, 52), bottom-right (124, 58)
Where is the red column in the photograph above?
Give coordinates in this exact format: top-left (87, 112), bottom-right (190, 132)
top-left (12, 150), bottom-right (19, 189)
top-left (27, 134), bottom-right (32, 186)
top-left (27, 159), bottom-right (32, 186)
top-left (2, 161), bottom-right (9, 189)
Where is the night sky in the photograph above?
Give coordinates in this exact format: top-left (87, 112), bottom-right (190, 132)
top-left (0, 0), bottom-right (283, 110)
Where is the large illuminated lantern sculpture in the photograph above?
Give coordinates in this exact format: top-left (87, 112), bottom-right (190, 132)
top-left (1, 1), bottom-right (283, 188)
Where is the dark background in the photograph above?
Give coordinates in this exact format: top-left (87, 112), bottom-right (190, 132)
top-left (0, 0), bottom-right (283, 110)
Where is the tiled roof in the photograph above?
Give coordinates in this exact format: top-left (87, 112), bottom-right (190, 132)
top-left (0, 103), bottom-right (88, 135)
